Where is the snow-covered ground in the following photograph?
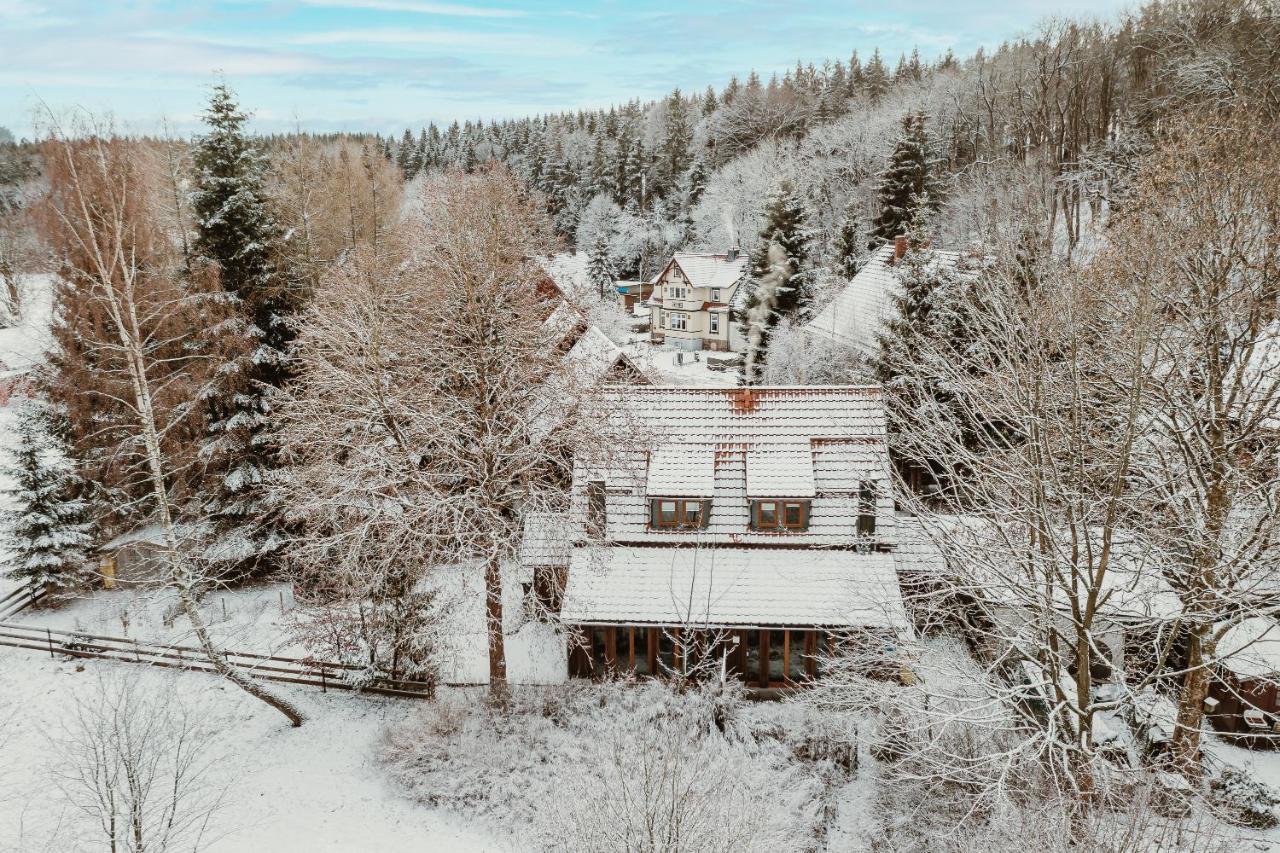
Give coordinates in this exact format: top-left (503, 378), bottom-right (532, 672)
top-left (0, 273), bottom-right (54, 375)
top-left (0, 654), bottom-right (510, 852)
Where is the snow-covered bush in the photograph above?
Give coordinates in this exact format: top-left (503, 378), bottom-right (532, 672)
top-left (382, 681), bottom-right (829, 851)
top-left (1208, 765), bottom-right (1280, 829)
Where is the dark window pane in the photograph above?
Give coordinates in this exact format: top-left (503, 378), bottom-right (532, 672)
top-left (788, 631), bottom-right (809, 682)
top-left (634, 628), bottom-right (651, 675)
top-left (659, 500), bottom-right (677, 526)
top-left (784, 502), bottom-right (803, 527)
top-left (758, 501), bottom-right (777, 528)
top-left (592, 628), bottom-right (608, 673)
top-left (683, 500), bottom-right (702, 526)
top-left (658, 629), bottom-right (676, 675)
top-left (768, 630), bottom-right (785, 682)
top-left (744, 630), bottom-right (762, 684)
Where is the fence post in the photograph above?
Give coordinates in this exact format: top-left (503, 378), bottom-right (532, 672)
top-left (46, 627), bottom-right (54, 658)
top-left (134, 639), bottom-right (141, 663)
top-left (320, 667), bottom-right (327, 693)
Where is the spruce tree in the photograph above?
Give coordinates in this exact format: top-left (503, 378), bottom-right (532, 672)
top-left (190, 83), bottom-right (296, 577)
top-left (586, 232), bottom-right (615, 300)
top-left (834, 199), bottom-right (865, 279)
top-left (863, 48), bottom-right (890, 102)
top-left (659, 90), bottom-right (692, 194)
top-left (871, 112), bottom-right (939, 245)
top-left (1, 400), bottom-right (91, 591)
top-left (738, 182), bottom-right (812, 384)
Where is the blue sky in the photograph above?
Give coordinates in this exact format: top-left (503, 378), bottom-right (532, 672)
top-left (1, 0), bottom-right (1133, 138)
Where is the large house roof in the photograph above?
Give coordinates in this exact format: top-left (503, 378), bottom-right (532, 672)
top-left (592, 385), bottom-right (886, 442)
top-left (577, 386), bottom-right (893, 547)
top-left (804, 244), bottom-right (967, 354)
top-left (560, 545), bottom-right (909, 630)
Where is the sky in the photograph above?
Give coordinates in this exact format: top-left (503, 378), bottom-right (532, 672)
top-left (1, 0), bottom-right (1134, 138)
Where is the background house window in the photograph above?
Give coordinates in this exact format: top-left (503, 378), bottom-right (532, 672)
top-left (709, 314), bottom-right (720, 334)
top-left (711, 288), bottom-right (721, 301)
top-left (670, 313), bottom-right (687, 331)
top-left (751, 499), bottom-right (810, 530)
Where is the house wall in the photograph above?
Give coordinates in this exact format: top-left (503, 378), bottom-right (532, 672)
top-left (648, 263), bottom-right (741, 351)
top-left (1208, 672), bottom-right (1280, 737)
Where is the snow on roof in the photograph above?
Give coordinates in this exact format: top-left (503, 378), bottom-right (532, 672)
top-left (561, 545), bottom-right (909, 630)
top-left (579, 386), bottom-right (893, 547)
top-left (647, 444), bottom-right (716, 497)
top-left (666, 252), bottom-right (749, 291)
top-left (562, 325), bottom-right (645, 385)
top-left (899, 514), bottom-right (1182, 621)
top-left (595, 385), bottom-right (886, 442)
top-left (893, 515), bottom-right (947, 575)
top-left (745, 445), bottom-right (815, 497)
top-left (1217, 617), bottom-right (1280, 680)
top-left (519, 512), bottom-right (579, 571)
top-left (803, 245), bottom-right (966, 354)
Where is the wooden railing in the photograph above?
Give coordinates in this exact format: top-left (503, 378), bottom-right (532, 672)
top-left (0, 618), bottom-right (435, 700)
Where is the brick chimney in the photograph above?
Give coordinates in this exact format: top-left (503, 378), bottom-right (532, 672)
top-left (893, 235), bottom-right (909, 263)
top-left (726, 246), bottom-right (739, 262)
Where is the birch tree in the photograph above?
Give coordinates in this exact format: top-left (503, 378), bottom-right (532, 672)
top-left (41, 115), bottom-right (305, 727)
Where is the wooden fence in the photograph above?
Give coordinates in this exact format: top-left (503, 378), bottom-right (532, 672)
top-left (0, 599), bottom-right (436, 700)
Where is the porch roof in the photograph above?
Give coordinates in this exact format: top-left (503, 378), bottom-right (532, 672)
top-left (560, 545), bottom-right (909, 630)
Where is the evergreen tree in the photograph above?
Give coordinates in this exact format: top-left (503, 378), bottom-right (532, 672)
top-left (738, 181), bottom-right (812, 384)
top-left (863, 48), bottom-right (890, 103)
top-left (586, 231), bottom-right (615, 300)
top-left (685, 157), bottom-right (709, 208)
top-left (190, 83), bottom-right (296, 577)
top-left (659, 89), bottom-right (693, 194)
top-left (1, 400), bottom-right (91, 591)
top-left (834, 199), bottom-right (865, 279)
top-left (871, 112), bottom-right (939, 245)
top-left (702, 84), bottom-right (719, 116)
top-left (396, 128), bottom-right (417, 179)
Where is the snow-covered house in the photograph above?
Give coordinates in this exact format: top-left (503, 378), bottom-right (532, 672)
top-left (522, 385), bottom-right (911, 689)
top-left (647, 251), bottom-right (749, 353)
top-left (1207, 617), bottom-right (1280, 738)
top-left (803, 237), bottom-right (966, 357)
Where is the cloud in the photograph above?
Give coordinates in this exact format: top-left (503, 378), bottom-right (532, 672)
top-left (297, 0), bottom-right (526, 18)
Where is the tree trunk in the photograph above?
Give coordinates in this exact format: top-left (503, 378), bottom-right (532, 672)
top-left (179, 590), bottom-right (305, 727)
top-left (484, 555), bottom-right (508, 704)
top-left (1171, 627), bottom-right (1211, 773)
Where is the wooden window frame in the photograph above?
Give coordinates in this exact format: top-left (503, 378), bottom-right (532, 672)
top-left (751, 499), bottom-right (809, 531)
top-left (651, 498), bottom-right (710, 530)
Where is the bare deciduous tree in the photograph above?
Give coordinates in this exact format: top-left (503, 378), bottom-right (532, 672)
top-left (51, 672), bottom-right (227, 853)
top-left (279, 165), bottom-right (592, 702)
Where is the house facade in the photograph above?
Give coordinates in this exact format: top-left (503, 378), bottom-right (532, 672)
top-left (647, 251), bottom-right (749, 352)
top-left (520, 385), bottom-right (911, 689)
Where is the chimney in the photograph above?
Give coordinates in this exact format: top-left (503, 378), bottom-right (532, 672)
top-left (893, 235), bottom-right (908, 263)
top-left (726, 246), bottom-right (739, 262)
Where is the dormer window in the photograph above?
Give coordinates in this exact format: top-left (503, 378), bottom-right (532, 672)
top-left (857, 483), bottom-right (876, 536)
top-left (710, 288), bottom-right (721, 301)
top-left (650, 498), bottom-right (709, 530)
top-left (751, 499), bottom-right (810, 531)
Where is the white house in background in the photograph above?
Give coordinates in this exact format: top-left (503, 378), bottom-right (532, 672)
top-left (648, 250), bottom-right (749, 352)
top-left (520, 385), bottom-right (911, 689)
top-left (804, 236), bottom-right (968, 357)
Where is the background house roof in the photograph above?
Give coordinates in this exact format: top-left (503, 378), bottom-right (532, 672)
top-left (561, 545), bottom-right (909, 630)
top-left (665, 252), bottom-right (749, 291)
top-left (804, 244), bottom-right (966, 354)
